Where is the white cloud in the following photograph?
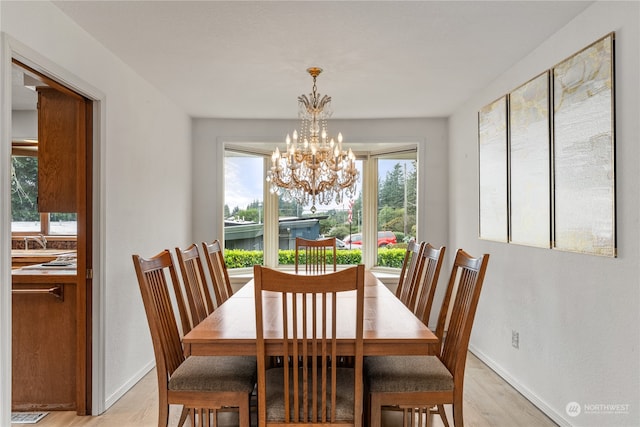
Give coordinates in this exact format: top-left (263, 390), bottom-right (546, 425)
top-left (224, 157), bottom-right (264, 211)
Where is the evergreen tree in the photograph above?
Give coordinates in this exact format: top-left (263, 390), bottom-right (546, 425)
top-left (379, 163), bottom-right (405, 209)
top-left (406, 161), bottom-right (417, 219)
top-left (376, 160), bottom-right (417, 237)
top-left (11, 156), bottom-right (39, 221)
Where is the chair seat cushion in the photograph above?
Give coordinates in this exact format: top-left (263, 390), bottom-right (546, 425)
top-left (265, 367), bottom-right (355, 421)
top-left (364, 356), bottom-right (453, 393)
top-left (169, 356), bottom-right (257, 392)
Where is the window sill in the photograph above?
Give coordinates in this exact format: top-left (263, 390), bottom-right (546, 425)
top-left (228, 265), bottom-right (400, 292)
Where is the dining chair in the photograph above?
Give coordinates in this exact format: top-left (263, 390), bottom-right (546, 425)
top-left (132, 250), bottom-right (257, 427)
top-left (202, 239), bottom-right (234, 307)
top-left (396, 240), bottom-right (425, 310)
top-left (364, 249), bottom-right (489, 427)
top-left (294, 236), bottom-right (337, 274)
top-left (175, 244), bottom-right (215, 330)
top-left (253, 264), bottom-right (365, 426)
top-left (412, 244), bottom-right (446, 326)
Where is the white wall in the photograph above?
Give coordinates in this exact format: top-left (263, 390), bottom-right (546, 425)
top-left (11, 110), bottom-right (36, 140)
top-left (0, 0), bottom-right (192, 420)
top-left (191, 117), bottom-right (449, 275)
top-left (449, 2), bottom-right (639, 426)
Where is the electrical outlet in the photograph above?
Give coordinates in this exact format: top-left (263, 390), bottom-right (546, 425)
top-left (512, 330), bottom-right (519, 349)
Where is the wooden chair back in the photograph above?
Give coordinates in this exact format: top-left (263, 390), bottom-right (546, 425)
top-left (132, 251), bottom-right (186, 399)
top-left (413, 244), bottom-right (446, 326)
top-left (202, 239), bottom-right (234, 306)
top-left (134, 250), bottom-right (256, 426)
top-left (294, 237), bottom-right (337, 274)
top-left (438, 249), bottom-right (489, 372)
top-left (395, 240), bottom-right (425, 309)
top-left (253, 264), bottom-right (365, 426)
top-left (175, 243), bottom-right (215, 329)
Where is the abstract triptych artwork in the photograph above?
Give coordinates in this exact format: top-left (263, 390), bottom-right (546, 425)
top-left (478, 33), bottom-right (615, 257)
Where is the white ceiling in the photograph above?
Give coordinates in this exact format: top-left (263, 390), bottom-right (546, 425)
top-left (17, 1), bottom-right (593, 119)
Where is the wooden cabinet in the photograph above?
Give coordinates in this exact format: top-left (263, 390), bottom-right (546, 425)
top-left (12, 274), bottom-right (78, 411)
top-left (36, 87), bottom-right (85, 213)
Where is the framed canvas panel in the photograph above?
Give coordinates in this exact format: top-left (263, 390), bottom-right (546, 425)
top-left (553, 33), bottom-right (616, 257)
top-left (509, 72), bottom-right (551, 248)
top-left (479, 96), bottom-right (508, 242)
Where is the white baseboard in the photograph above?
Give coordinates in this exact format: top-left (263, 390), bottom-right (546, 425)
top-left (468, 344), bottom-right (572, 427)
top-left (104, 359), bottom-right (156, 410)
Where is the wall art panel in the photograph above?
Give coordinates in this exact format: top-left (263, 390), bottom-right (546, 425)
top-left (553, 34), bottom-right (615, 256)
top-left (509, 72), bottom-right (551, 248)
top-left (479, 96), bottom-right (508, 242)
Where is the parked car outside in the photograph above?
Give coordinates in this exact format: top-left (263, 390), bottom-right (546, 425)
top-left (343, 231), bottom-right (397, 248)
top-left (343, 233), bottom-right (362, 249)
top-left (377, 230), bottom-right (397, 247)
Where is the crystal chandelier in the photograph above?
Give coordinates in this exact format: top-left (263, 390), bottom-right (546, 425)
top-left (267, 67), bottom-right (359, 214)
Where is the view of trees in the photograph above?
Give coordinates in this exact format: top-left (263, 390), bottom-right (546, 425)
top-left (378, 161), bottom-right (417, 237)
top-left (225, 199), bottom-right (263, 223)
top-left (11, 156), bottom-right (39, 221)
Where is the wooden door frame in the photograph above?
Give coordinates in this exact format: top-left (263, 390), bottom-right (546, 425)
top-left (12, 58), bottom-right (92, 415)
top-left (1, 35), bottom-right (106, 423)
top-left (13, 59), bottom-right (93, 414)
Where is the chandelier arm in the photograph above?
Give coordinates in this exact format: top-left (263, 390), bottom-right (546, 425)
top-left (290, 172), bottom-right (313, 194)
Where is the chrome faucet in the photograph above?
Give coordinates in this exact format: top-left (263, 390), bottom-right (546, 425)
top-left (24, 234), bottom-right (47, 250)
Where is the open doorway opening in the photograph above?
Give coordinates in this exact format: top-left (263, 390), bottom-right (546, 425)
top-left (10, 59), bottom-right (93, 415)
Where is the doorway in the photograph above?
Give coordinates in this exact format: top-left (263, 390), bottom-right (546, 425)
top-left (10, 59), bottom-right (93, 415)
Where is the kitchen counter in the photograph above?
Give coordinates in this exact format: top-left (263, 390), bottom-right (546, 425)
top-left (12, 267), bottom-right (76, 284)
top-left (11, 249), bottom-right (76, 269)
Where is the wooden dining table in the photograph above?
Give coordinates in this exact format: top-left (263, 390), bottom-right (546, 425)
top-left (182, 270), bottom-right (439, 357)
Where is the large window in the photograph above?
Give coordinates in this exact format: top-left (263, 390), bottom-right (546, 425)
top-left (223, 145), bottom-right (417, 270)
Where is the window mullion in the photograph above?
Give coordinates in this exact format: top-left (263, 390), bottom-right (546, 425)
top-left (361, 155), bottom-right (377, 269)
top-left (263, 157), bottom-right (279, 268)
top-left (41, 213), bottom-right (49, 235)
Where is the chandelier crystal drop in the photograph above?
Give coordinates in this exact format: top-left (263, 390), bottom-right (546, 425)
top-left (267, 67), bottom-right (359, 213)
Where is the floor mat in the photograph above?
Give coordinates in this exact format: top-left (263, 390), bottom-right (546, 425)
top-left (10, 412), bottom-right (48, 424)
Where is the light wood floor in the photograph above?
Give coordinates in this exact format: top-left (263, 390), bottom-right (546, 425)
top-left (12, 353), bottom-right (557, 427)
